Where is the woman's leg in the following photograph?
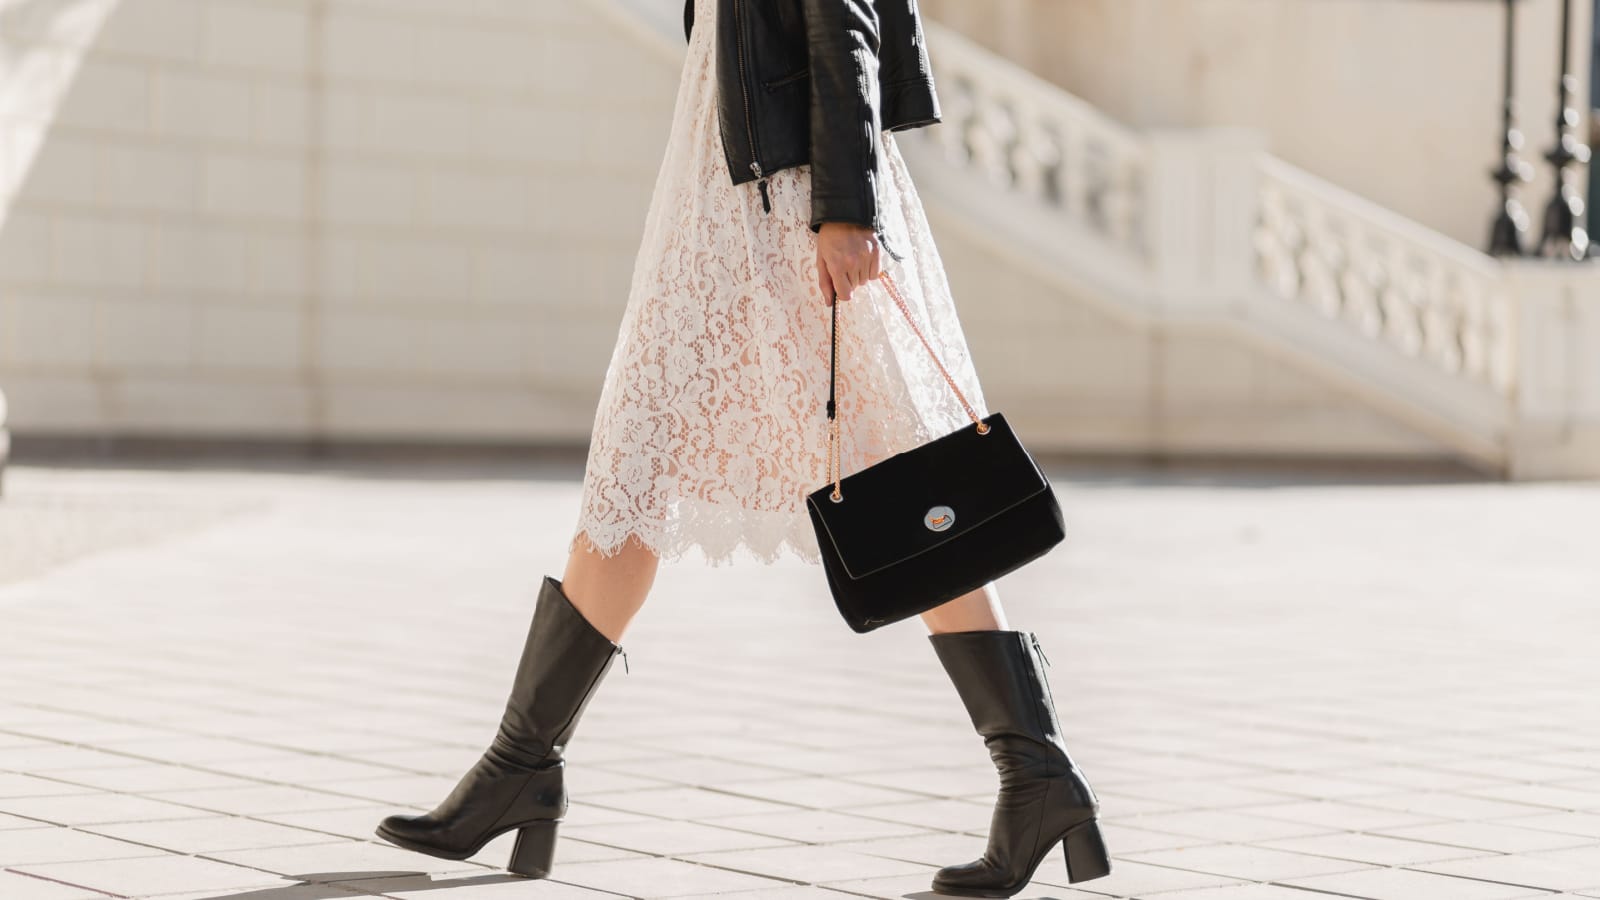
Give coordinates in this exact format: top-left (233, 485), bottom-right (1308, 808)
top-left (374, 527), bottom-right (656, 878)
top-left (563, 531), bottom-right (660, 642)
top-left (920, 582), bottom-right (1111, 894)
top-left (920, 581), bottom-right (1009, 634)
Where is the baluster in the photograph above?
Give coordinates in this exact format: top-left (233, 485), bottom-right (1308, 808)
top-left (1083, 139), bottom-right (1113, 237)
top-left (1108, 154), bottom-right (1143, 249)
top-left (1382, 254), bottom-right (1426, 358)
top-left (1457, 281), bottom-right (1491, 382)
top-left (1419, 267), bottom-right (1464, 374)
top-left (1015, 114), bottom-right (1064, 207)
top-left (1315, 215), bottom-right (1351, 319)
top-left (971, 97), bottom-right (1019, 188)
top-left (1487, 297), bottom-right (1517, 393)
top-left (1348, 242), bottom-right (1388, 340)
top-left (1255, 185), bottom-right (1297, 299)
top-left (1338, 248), bottom-right (1381, 334)
top-left (1056, 120), bottom-right (1084, 218)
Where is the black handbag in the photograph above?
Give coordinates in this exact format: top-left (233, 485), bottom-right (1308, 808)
top-left (805, 270), bottom-right (1066, 633)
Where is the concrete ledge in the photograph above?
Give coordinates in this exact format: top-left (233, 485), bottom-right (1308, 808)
top-left (7, 432), bottom-right (592, 478)
top-left (1509, 423), bottom-right (1600, 481)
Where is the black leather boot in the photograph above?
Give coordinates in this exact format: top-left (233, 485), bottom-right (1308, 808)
top-left (929, 630), bottom-right (1110, 897)
top-left (375, 575), bottom-right (622, 878)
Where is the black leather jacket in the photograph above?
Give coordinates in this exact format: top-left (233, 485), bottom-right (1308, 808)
top-left (683, 0), bottom-right (941, 253)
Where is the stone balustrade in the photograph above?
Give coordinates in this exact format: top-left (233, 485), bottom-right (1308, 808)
top-left (903, 25), bottom-right (1148, 263)
top-left (901, 19), bottom-right (1600, 479)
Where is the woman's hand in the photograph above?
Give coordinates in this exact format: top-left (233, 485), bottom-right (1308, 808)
top-left (816, 221), bottom-right (881, 305)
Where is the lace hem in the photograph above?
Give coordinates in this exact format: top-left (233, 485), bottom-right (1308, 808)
top-left (569, 497), bottom-right (823, 568)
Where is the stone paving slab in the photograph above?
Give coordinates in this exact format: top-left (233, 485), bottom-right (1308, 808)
top-left (0, 460), bottom-right (1598, 899)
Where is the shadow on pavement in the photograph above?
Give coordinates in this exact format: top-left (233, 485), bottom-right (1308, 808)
top-left (193, 873), bottom-right (964, 899)
top-left (196, 870), bottom-right (540, 899)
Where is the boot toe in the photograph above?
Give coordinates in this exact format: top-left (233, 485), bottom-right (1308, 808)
top-left (377, 812), bottom-right (423, 838)
top-left (931, 861), bottom-right (1015, 898)
top-left (376, 813), bottom-right (459, 856)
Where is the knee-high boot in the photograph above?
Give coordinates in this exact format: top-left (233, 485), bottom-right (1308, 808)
top-left (928, 629), bottom-right (1110, 897)
top-left (375, 575), bottom-right (622, 878)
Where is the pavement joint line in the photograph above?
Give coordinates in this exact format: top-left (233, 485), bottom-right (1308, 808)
top-left (0, 766), bottom-right (418, 820)
top-left (0, 778), bottom-right (414, 843)
top-left (0, 725), bottom-right (456, 782)
top-left (1256, 882), bottom-right (1393, 899)
top-left (0, 717), bottom-right (452, 769)
top-left (3, 864), bottom-right (129, 898)
top-left (1390, 861), bottom-right (1592, 896)
top-left (4, 465), bottom-right (1596, 898)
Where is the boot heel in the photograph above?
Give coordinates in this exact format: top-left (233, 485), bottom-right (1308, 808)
top-left (1061, 819), bottom-right (1110, 883)
top-left (507, 819), bottom-right (559, 878)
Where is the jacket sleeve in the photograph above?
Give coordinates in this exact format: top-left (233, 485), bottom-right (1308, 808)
top-left (802, 0), bottom-right (882, 233)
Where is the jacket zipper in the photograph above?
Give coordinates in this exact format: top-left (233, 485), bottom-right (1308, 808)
top-left (731, 0), bottom-right (771, 213)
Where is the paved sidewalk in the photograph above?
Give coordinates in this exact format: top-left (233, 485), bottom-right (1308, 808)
top-left (0, 458), bottom-right (1598, 900)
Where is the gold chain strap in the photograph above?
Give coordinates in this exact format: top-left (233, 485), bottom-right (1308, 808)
top-left (827, 270), bottom-right (989, 503)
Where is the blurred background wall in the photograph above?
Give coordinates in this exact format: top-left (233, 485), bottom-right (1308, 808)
top-left (0, 0), bottom-right (670, 443)
top-left (1, 0), bottom-right (1596, 478)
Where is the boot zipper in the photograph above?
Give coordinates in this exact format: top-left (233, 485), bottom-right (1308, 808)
top-left (1030, 632), bottom-right (1051, 668)
top-left (1027, 632), bottom-right (1066, 780)
top-left (731, 0), bottom-right (771, 214)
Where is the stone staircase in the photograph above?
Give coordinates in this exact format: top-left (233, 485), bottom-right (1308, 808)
top-left (894, 26), bottom-right (1521, 470)
top-left (603, 0), bottom-right (1598, 478)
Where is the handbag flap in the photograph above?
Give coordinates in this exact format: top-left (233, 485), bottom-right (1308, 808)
top-left (805, 412), bottom-right (1050, 579)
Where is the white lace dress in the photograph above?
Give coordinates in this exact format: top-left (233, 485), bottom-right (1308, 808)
top-left (568, 0), bottom-right (990, 567)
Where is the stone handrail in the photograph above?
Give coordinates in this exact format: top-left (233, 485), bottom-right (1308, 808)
top-left (1254, 156), bottom-right (1517, 397)
top-left (912, 22), bottom-right (1517, 410)
top-left (911, 22), bottom-right (1149, 260)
